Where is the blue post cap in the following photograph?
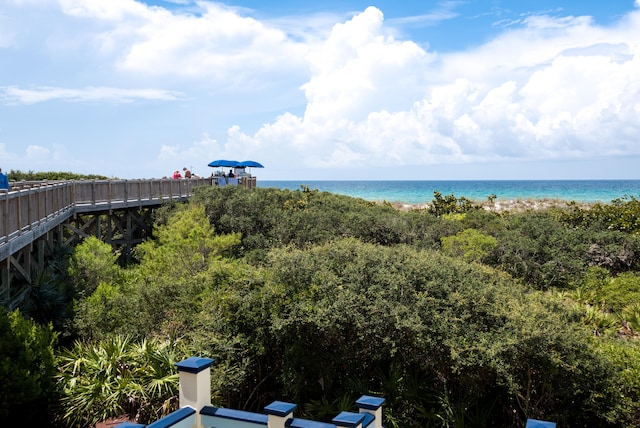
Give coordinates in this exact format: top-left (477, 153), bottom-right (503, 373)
top-left (332, 411), bottom-right (365, 428)
top-left (175, 356), bottom-right (214, 374)
top-left (355, 395), bottom-right (386, 410)
top-left (264, 401), bottom-right (297, 416)
top-left (526, 419), bottom-right (556, 428)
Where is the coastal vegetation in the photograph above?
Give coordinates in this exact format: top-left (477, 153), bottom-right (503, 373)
top-left (6, 169), bottom-right (110, 181)
top-left (2, 185), bottom-right (640, 426)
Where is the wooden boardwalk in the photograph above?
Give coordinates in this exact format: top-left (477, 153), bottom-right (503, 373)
top-left (0, 177), bottom-right (262, 288)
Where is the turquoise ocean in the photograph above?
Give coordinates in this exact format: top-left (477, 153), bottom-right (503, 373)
top-left (258, 180), bottom-right (640, 205)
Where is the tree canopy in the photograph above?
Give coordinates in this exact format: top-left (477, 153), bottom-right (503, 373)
top-left (4, 185), bottom-right (640, 427)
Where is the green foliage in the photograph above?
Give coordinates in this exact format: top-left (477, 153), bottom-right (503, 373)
top-left (191, 185), bottom-right (412, 257)
top-left (188, 186), bottom-right (640, 288)
top-left (7, 169), bottom-right (109, 181)
top-left (73, 203), bottom-right (243, 341)
top-left (622, 303), bottom-right (640, 334)
top-left (262, 239), bottom-right (614, 426)
top-left (568, 267), bottom-right (640, 336)
top-left (485, 210), bottom-right (640, 289)
top-left (428, 191), bottom-right (481, 217)
top-left (68, 236), bottom-right (121, 297)
top-left (1, 243), bottom-right (74, 329)
top-left (55, 335), bottom-right (186, 426)
top-left (576, 267), bottom-right (640, 312)
top-left (594, 339), bottom-right (640, 426)
top-left (0, 309), bottom-right (57, 425)
top-left (134, 203), bottom-right (240, 275)
top-left (441, 228), bottom-right (498, 262)
top-left (601, 273), bottom-right (640, 312)
top-left (58, 187), bottom-right (640, 427)
top-left (560, 196), bottom-right (640, 234)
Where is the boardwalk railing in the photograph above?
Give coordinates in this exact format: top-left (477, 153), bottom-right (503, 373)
top-left (0, 178), bottom-right (213, 261)
top-left (116, 357), bottom-right (386, 428)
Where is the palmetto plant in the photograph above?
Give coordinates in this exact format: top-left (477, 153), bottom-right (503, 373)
top-left (0, 258), bottom-right (72, 328)
top-left (55, 335), bottom-right (186, 427)
top-left (622, 302), bottom-right (640, 334)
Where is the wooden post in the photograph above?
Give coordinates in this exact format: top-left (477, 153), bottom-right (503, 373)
top-left (1, 191), bottom-right (8, 244)
top-left (1, 258), bottom-right (9, 298)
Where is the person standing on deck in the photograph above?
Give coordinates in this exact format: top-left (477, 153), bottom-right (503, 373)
top-left (0, 168), bottom-right (9, 190)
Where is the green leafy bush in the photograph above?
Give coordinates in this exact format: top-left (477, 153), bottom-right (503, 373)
top-left (56, 335), bottom-right (186, 426)
top-left (0, 309), bottom-right (56, 425)
top-left (59, 188), bottom-right (640, 427)
top-left (441, 228), bottom-right (498, 262)
top-left (560, 196), bottom-right (640, 234)
top-left (7, 169), bottom-right (109, 181)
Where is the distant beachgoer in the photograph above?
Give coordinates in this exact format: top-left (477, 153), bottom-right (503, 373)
top-left (183, 167), bottom-right (192, 178)
top-left (172, 170), bottom-right (181, 179)
top-left (0, 168), bottom-right (9, 190)
top-left (228, 169), bottom-right (234, 178)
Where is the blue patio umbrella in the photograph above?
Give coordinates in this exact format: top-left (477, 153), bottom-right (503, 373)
top-left (208, 159), bottom-right (239, 168)
top-left (237, 160), bottom-right (264, 168)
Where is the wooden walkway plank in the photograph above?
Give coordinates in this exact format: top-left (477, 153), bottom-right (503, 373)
top-left (0, 178), bottom-right (215, 288)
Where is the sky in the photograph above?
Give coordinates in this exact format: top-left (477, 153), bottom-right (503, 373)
top-left (1, 0), bottom-right (639, 180)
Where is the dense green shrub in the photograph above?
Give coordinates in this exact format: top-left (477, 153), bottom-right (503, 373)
top-left (73, 204), bottom-right (242, 341)
top-left (594, 338), bottom-right (640, 426)
top-left (480, 210), bottom-right (640, 289)
top-left (259, 239), bottom-right (619, 427)
top-left (0, 309), bottom-right (57, 425)
top-left (56, 336), bottom-right (187, 426)
top-left (559, 196), bottom-right (640, 234)
top-left (68, 236), bottom-right (121, 298)
top-left (1, 243), bottom-right (74, 330)
top-left (576, 267), bottom-right (640, 312)
top-left (7, 169), bottom-right (109, 181)
top-left (191, 185), bottom-right (412, 256)
top-left (59, 189), bottom-right (640, 427)
top-left (427, 191), bottom-right (481, 216)
top-left (441, 228), bottom-right (498, 262)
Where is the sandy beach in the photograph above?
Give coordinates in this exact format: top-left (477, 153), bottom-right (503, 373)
top-left (389, 198), bottom-right (594, 213)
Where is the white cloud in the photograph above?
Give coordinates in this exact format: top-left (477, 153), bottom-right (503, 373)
top-left (224, 6), bottom-right (640, 171)
top-left (2, 1), bottom-right (640, 179)
top-left (1, 86), bottom-right (184, 104)
top-left (0, 143), bottom-right (15, 162)
top-left (0, 142), bottom-right (90, 175)
top-left (61, 0), bottom-right (312, 87)
top-left (155, 134), bottom-right (221, 177)
top-left (60, 0), bottom-right (149, 20)
top-left (302, 7), bottom-right (432, 123)
top-left (388, 1), bottom-right (460, 27)
top-left (25, 145), bottom-right (50, 159)
top-left (157, 135), bottom-right (220, 162)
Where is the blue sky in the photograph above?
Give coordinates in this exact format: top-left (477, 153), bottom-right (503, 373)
top-left (1, 0), bottom-right (639, 180)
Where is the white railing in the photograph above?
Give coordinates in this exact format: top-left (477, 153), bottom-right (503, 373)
top-left (119, 357), bottom-right (386, 428)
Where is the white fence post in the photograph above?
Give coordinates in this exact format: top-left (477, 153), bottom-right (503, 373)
top-left (333, 411), bottom-right (365, 428)
top-left (355, 396), bottom-right (386, 428)
top-left (175, 357), bottom-right (214, 428)
top-left (264, 401), bottom-right (297, 428)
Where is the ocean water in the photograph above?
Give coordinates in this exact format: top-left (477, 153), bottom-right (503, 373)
top-left (258, 180), bottom-right (640, 204)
